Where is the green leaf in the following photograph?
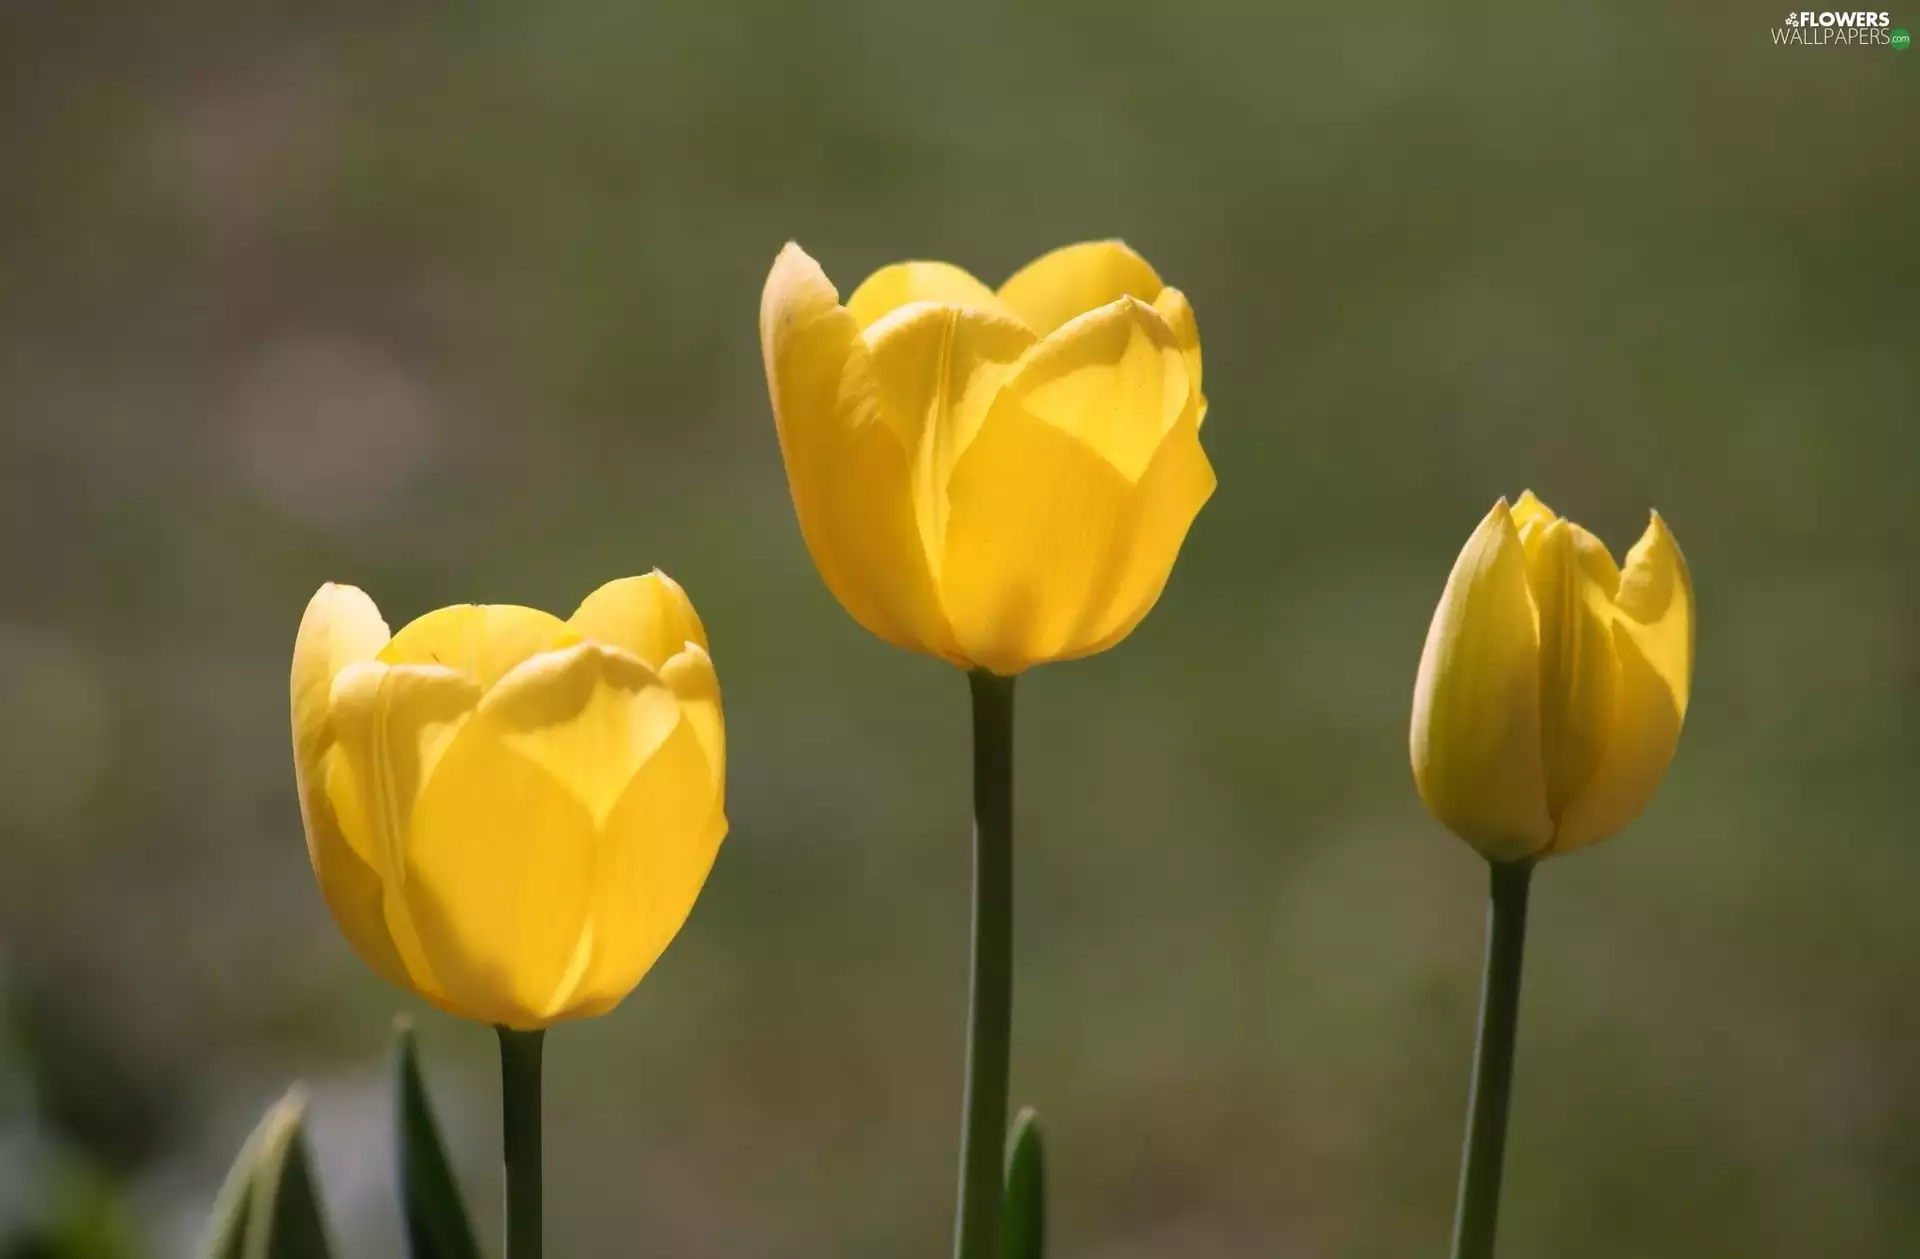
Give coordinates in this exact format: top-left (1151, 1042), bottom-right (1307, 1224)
top-left (1000, 1106), bottom-right (1046, 1259)
top-left (200, 1118), bottom-right (263, 1259)
top-left (200, 1089), bottom-right (335, 1259)
top-left (393, 1017), bottom-right (484, 1259)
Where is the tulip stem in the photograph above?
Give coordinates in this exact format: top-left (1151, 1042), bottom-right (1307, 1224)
top-left (1450, 859), bottom-right (1534, 1259)
top-left (954, 669), bottom-right (1016, 1259)
top-left (497, 1027), bottom-right (545, 1259)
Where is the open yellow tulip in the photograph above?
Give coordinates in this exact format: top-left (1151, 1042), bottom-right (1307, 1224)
top-left (760, 240), bottom-right (1215, 675)
top-left (1411, 492), bottom-right (1694, 862)
top-left (289, 573), bottom-right (726, 1029)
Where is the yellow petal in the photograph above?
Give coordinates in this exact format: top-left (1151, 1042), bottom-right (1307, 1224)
top-left (1151, 286), bottom-right (1204, 412)
top-left (1525, 520), bottom-right (1620, 824)
top-left (1011, 297), bottom-right (1190, 480)
top-left (299, 771), bottom-right (414, 992)
top-left (862, 301), bottom-right (1037, 573)
top-left (291, 583), bottom-right (390, 766)
top-left (289, 585), bottom-right (402, 987)
top-left (1517, 516), bottom-right (1620, 599)
top-left (1553, 513), bottom-right (1693, 853)
top-left (379, 604), bottom-right (575, 691)
top-left (1510, 489), bottom-right (1556, 532)
top-left (760, 242), bottom-right (960, 660)
top-left (845, 261), bottom-right (1019, 331)
top-left (483, 644), bottom-right (683, 826)
top-left (402, 643), bottom-right (682, 1027)
top-left (1410, 501), bottom-right (1554, 859)
top-left (1568, 522), bottom-right (1622, 599)
top-left (568, 571), bottom-right (708, 670)
top-left (939, 420), bottom-right (1128, 674)
top-left (938, 300), bottom-right (1198, 672)
top-left (660, 643), bottom-right (725, 800)
top-left (559, 713), bottom-right (728, 1019)
top-left (1512, 510), bottom-right (1620, 598)
top-left (1612, 511), bottom-right (1693, 717)
top-left (997, 240), bottom-right (1166, 337)
top-left (1063, 410), bottom-right (1216, 660)
top-left (325, 660), bottom-right (485, 1007)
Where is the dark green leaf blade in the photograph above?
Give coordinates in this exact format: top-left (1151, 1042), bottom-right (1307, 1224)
top-left (393, 1017), bottom-right (484, 1259)
top-left (247, 1099), bottom-right (335, 1259)
top-left (200, 1109), bottom-right (265, 1259)
top-left (1000, 1106), bottom-right (1046, 1259)
top-left (201, 1089), bottom-right (334, 1259)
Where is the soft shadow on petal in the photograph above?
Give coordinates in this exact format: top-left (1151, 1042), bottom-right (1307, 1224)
top-left (1517, 508), bottom-right (1619, 601)
top-left (404, 732), bottom-right (600, 1028)
top-left (1567, 522), bottom-right (1622, 599)
top-left (660, 644), bottom-right (725, 800)
top-left (557, 716), bottom-right (727, 1019)
top-left (863, 302), bottom-right (1036, 570)
top-left (379, 604), bottom-right (575, 691)
top-left (998, 297), bottom-right (1189, 483)
top-left (1612, 511), bottom-right (1694, 715)
top-left (1062, 412), bottom-right (1216, 660)
top-left (325, 660), bottom-right (483, 1007)
top-left (568, 572), bottom-right (708, 671)
top-left (1410, 502), bottom-right (1555, 860)
top-left (1525, 520), bottom-right (1620, 823)
top-left (846, 261), bottom-right (1019, 331)
top-left (760, 243), bottom-right (960, 659)
top-left (1550, 621), bottom-right (1685, 854)
top-left (1552, 513), bottom-right (1693, 854)
top-left (1151, 286), bottom-right (1203, 404)
top-left (938, 407), bottom-right (1134, 674)
top-left (997, 240), bottom-right (1165, 337)
top-left (481, 644), bottom-right (683, 826)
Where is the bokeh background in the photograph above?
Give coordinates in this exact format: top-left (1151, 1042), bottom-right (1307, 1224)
top-left (3, 2), bottom-right (1916, 1255)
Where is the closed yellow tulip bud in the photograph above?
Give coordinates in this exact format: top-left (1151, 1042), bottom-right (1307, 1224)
top-left (1411, 492), bottom-right (1694, 862)
top-left (759, 240), bottom-right (1215, 675)
top-left (289, 573), bottom-right (726, 1029)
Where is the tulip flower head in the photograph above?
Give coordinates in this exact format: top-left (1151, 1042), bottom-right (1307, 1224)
top-left (760, 240), bottom-right (1215, 675)
top-left (290, 573), bottom-right (726, 1029)
top-left (1410, 492), bottom-right (1694, 862)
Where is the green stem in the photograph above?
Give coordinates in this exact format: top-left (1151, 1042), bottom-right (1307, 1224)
top-left (954, 669), bottom-right (1016, 1259)
top-left (1449, 860), bottom-right (1534, 1259)
top-left (497, 1027), bottom-right (545, 1259)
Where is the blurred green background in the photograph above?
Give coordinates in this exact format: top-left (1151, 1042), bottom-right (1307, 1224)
top-left (2, 1), bottom-right (1916, 1255)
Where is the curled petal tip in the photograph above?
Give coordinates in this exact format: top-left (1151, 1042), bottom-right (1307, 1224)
top-left (764, 241), bottom-right (832, 297)
top-left (1628, 509), bottom-right (1685, 563)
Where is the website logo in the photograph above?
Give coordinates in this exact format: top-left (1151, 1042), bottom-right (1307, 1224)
top-left (1773, 9), bottom-right (1902, 42)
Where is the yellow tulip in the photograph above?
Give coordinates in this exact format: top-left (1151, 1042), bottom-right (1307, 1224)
top-left (759, 239), bottom-right (1215, 675)
top-left (1410, 492), bottom-right (1694, 862)
top-left (289, 573), bottom-right (726, 1029)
